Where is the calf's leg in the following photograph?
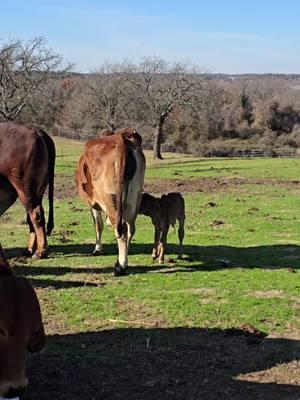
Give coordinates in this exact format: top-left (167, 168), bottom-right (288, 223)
top-left (158, 225), bottom-right (169, 264)
top-left (152, 226), bottom-right (160, 260)
top-left (178, 216), bottom-right (185, 259)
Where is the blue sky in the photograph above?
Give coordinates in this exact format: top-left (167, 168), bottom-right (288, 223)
top-left (1, 0), bottom-right (300, 73)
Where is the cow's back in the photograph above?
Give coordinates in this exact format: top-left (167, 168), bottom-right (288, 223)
top-left (0, 122), bottom-right (49, 181)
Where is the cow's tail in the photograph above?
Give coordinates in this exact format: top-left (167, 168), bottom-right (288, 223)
top-left (116, 137), bottom-right (127, 238)
top-left (46, 136), bottom-right (56, 236)
top-left (115, 136), bottom-right (137, 238)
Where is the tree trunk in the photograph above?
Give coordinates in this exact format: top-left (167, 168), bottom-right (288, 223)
top-left (153, 120), bottom-right (164, 159)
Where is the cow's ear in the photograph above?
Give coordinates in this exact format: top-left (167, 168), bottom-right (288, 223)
top-left (27, 324), bottom-right (47, 353)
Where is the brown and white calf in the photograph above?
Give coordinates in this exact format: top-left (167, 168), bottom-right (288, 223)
top-left (139, 192), bottom-right (185, 263)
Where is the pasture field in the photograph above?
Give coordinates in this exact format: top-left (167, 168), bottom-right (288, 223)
top-left (1, 137), bottom-right (299, 399)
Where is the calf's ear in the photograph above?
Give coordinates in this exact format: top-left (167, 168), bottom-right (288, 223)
top-left (27, 324), bottom-right (47, 353)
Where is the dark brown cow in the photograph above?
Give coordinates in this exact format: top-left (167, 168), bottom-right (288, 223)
top-left (0, 122), bottom-right (55, 258)
top-left (76, 128), bottom-right (145, 276)
top-left (0, 246), bottom-right (46, 398)
top-left (139, 192), bottom-right (185, 263)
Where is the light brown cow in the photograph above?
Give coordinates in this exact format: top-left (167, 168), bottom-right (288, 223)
top-left (139, 192), bottom-right (185, 263)
top-left (0, 122), bottom-right (56, 258)
top-left (0, 246), bottom-right (46, 399)
top-left (76, 128), bottom-right (146, 276)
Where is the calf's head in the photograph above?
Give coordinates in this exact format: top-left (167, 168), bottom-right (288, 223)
top-left (139, 193), bottom-right (160, 220)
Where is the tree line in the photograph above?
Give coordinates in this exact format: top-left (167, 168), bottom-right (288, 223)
top-left (1, 37), bottom-right (300, 158)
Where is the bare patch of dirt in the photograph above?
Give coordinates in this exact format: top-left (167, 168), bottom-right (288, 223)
top-left (145, 177), bottom-right (300, 195)
top-left (186, 288), bottom-right (216, 295)
top-left (237, 360), bottom-right (300, 385)
top-left (54, 174), bottom-right (77, 199)
top-left (54, 174), bottom-right (300, 199)
top-left (115, 299), bottom-right (165, 328)
top-left (248, 290), bottom-right (300, 305)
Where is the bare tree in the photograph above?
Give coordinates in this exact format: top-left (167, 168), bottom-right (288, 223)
top-left (87, 62), bottom-right (133, 131)
top-left (0, 37), bottom-right (69, 121)
top-left (131, 57), bottom-right (205, 159)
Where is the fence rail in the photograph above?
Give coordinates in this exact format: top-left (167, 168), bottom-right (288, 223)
top-left (53, 129), bottom-right (300, 158)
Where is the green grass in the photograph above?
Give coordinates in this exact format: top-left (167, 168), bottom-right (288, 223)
top-left (0, 137), bottom-right (299, 338)
top-left (146, 157), bottom-right (300, 180)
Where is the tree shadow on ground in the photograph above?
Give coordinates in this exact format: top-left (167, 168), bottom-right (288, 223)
top-left (25, 327), bottom-right (300, 400)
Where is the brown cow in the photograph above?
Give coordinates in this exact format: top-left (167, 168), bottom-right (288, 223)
top-left (0, 246), bottom-right (46, 398)
top-left (0, 122), bottom-right (55, 258)
top-left (139, 192), bottom-right (185, 263)
top-left (76, 128), bottom-right (145, 276)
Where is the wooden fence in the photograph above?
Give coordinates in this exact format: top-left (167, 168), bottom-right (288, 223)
top-left (53, 129), bottom-right (299, 158)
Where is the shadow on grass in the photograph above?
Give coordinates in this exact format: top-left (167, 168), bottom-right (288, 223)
top-left (3, 241), bottom-right (299, 289)
top-left (25, 327), bottom-right (300, 400)
top-left (6, 242), bottom-right (300, 270)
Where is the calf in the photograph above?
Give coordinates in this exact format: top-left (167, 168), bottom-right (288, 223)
top-left (0, 247), bottom-right (46, 398)
top-left (139, 192), bottom-right (185, 263)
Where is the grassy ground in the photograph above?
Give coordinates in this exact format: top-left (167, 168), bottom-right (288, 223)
top-left (1, 137), bottom-right (299, 399)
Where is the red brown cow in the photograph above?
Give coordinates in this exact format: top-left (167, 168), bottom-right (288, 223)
top-left (0, 122), bottom-right (55, 258)
top-left (139, 192), bottom-right (185, 263)
top-left (76, 128), bottom-right (145, 276)
top-left (0, 246), bottom-right (46, 398)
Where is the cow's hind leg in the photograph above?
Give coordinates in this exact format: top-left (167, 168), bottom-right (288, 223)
top-left (18, 191), bottom-right (47, 258)
top-left (29, 204), bottom-right (47, 258)
top-left (114, 223), bottom-right (128, 276)
top-left (25, 214), bottom-right (37, 256)
top-left (91, 208), bottom-right (104, 255)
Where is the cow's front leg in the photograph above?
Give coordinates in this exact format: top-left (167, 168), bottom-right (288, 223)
top-left (91, 208), bottom-right (103, 255)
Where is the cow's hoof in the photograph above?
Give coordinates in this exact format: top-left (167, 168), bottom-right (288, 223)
top-left (23, 249), bottom-right (34, 257)
top-left (32, 250), bottom-right (48, 259)
top-left (114, 261), bottom-right (128, 276)
top-left (92, 247), bottom-right (103, 256)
